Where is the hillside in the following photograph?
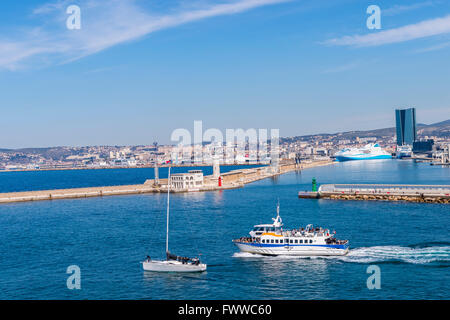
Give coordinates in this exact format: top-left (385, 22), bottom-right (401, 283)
top-left (282, 119), bottom-right (450, 143)
top-left (418, 119), bottom-right (450, 137)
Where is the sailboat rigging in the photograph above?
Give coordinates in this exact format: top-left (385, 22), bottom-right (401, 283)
top-left (142, 167), bottom-right (207, 272)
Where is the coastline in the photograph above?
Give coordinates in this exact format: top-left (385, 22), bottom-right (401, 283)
top-left (0, 162), bottom-right (264, 173)
top-left (0, 160), bottom-right (333, 204)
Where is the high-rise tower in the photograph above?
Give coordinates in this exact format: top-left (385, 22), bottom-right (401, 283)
top-left (395, 108), bottom-right (417, 146)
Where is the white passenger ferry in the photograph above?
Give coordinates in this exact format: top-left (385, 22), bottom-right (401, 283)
top-left (233, 205), bottom-right (349, 256)
top-left (335, 143), bottom-right (391, 161)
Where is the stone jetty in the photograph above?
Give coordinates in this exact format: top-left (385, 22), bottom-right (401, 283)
top-left (299, 184), bottom-right (450, 204)
top-left (0, 160), bottom-right (332, 204)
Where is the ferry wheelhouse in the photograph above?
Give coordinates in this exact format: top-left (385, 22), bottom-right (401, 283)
top-left (233, 205), bottom-right (349, 256)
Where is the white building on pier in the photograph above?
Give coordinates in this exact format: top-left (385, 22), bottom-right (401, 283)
top-left (170, 170), bottom-right (204, 190)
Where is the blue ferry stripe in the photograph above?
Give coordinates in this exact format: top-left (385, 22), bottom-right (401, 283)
top-left (241, 243), bottom-right (348, 249)
top-left (336, 155), bottom-right (391, 161)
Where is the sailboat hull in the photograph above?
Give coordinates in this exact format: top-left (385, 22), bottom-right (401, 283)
top-left (142, 260), bottom-right (207, 272)
top-left (142, 167), bottom-right (207, 273)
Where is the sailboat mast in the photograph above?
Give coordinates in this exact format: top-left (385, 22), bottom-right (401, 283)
top-left (166, 166), bottom-right (171, 254)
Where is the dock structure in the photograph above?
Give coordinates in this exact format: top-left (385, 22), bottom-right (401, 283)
top-left (0, 160), bottom-right (333, 204)
top-left (299, 184), bottom-right (450, 203)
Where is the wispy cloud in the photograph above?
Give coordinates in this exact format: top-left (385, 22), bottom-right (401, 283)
top-left (32, 0), bottom-right (72, 15)
top-left (383, 1), bottom-right (435, 16)
top-left (0, 0), bottom-right (291, 70)
top-left (415, 40), bottom-right (450, 52)
top-left (323, 14), bottom-right (450, 47)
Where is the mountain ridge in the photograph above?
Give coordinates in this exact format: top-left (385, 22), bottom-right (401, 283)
top-left (282, 118), bottom-right (450, 142)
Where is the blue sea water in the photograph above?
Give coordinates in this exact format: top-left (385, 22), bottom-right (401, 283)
top-left (0, 160), bottom-right (449, 299)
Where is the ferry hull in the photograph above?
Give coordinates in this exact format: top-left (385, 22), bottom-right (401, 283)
top-left (335, 155), bottom-right (391, 162)
top-left (396, 152), bottom-right (412, 159)
top-left (142, 260), bottom-right (207, 272)
top-left (235, 242), bottom-right (349, 256)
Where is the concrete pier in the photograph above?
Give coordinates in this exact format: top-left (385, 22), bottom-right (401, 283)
top-left (0, 160), bottom-right (333, 204)
top-left (299, 184), bottom-right (450, 203)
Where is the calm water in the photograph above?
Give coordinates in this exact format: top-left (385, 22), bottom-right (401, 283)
top-left (0, 160), bottom-right (449, 299)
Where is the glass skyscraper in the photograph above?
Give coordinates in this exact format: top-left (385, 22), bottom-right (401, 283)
top-left (395, 108), bottom-right (417, 146)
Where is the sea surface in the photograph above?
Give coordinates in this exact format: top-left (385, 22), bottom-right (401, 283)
top-left (0, 160), bottom-right (449, 299)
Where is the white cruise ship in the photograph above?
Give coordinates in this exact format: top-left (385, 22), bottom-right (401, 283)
top-left (233, 205), bottom-right (349, 256)
top-left (335, 143), bottom-right (391, 162)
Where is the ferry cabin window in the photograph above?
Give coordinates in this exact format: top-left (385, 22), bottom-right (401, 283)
top-left (299, 240), bottom-right (302, 243)
top-left (295, 240), bottom-right (298, 244)
top-left (309, 240), bottom-right (313, 243)
top-left (275, 239), bottom-right (279, 243)
top-left (271, 239), bottom-right (274, 243)
top-left (290, 239), bottom-right (293, 244)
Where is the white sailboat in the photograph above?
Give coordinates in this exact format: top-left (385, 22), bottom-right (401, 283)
top-left (142, 167), bottom-right (207, 273)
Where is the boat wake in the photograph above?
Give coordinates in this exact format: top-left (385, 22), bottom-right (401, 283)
top-left (233, 242), bottom-right (450, 265)
top-left (233, 252), bottom-right (266, 258)
top-left (339, 244), bottom-right (450, 265)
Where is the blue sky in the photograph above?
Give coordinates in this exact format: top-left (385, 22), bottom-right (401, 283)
top-left (0, 0), bottom-right (449, 148)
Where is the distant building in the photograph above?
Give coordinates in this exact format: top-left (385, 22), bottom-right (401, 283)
top-left (170, 170), bottom-right (204, 190)
top-left (358, 137), bottom-right (377, 143)
top-left (395, 108), bottom-right (417, 146)
top-left (413, 139), bottom-right (434, 154)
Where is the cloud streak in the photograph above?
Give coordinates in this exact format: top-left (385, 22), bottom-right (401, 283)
top-left (324, 14), bottom-right (450, 47)
top-left (0, 0), bottom-right (291, 70)
top-left (415, 40), bottom-right (450, 52)
top-left (383, 1), bottom-right (434, 16)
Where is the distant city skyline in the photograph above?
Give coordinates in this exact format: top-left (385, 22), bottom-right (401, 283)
top-left (1, 116), bottom-right (447, 150)
top-left (1, 0), bottom-right (450, 148)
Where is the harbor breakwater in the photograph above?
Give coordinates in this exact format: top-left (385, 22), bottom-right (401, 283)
top-left (0, 160), bottom-right (332, 204)
top-left (299, 184), bottom-right (450, 204)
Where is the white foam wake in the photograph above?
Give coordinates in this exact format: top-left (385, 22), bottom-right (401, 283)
top-left (339, 245), bottom-right (450, 264)
top-left (232, 252), bottom-right (262, 258)
top-left (232, 245), bottom-right (450, 264)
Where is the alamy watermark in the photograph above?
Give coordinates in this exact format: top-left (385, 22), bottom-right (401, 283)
top-left (64, 5), bottom-right (381, 32)
top-left (66, 265), bottom-right (81, 290)
top-left (366, 5), bottom-right (381, 30)
top-left (66, 5), bottom-right (81, 30)
top-left (366, 265), bottom-right (381, 289)
top-left (170, 121), bottom-right (280, 165)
